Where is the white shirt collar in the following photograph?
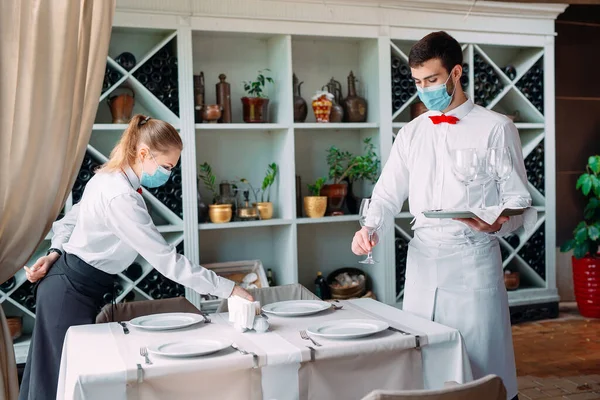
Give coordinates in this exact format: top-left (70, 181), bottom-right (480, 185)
top-left (444, 98), bottom-right (474, 120)
top-left (123, 165), bottom-right (141, 190)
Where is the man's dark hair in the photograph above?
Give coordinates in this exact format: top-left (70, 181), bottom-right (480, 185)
top-left (408, 31), bottom-right (462, 74)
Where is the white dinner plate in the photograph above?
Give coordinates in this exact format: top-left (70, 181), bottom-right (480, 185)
top-left (262, 300), bottom-right (332, 317)
top-left (423, 207), bottom-right (525, 219)
top-left (147, 339), bottom-right (232, 358)
top-left (307, 319), bottom-right (389, 339)
top-left (129, 313), bottom-right (205, 331)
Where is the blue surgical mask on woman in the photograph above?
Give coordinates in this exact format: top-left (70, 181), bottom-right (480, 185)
top-left (416, 69), bottom-right (457, 112)
top-left (140, 152), bottom-right (171, 188)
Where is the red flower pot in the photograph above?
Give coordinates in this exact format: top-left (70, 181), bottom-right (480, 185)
top-left (572, 255), bottom-right (600, 318)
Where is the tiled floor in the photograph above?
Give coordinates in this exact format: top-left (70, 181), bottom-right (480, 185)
top-left (513, 303), bottom-right (600, 399)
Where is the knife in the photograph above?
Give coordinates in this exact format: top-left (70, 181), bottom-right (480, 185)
top-left (118, 321), bottom-right (130, 334)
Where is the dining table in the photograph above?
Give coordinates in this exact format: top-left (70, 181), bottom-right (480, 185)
top-left (56, 298), bottom-right (473, 400)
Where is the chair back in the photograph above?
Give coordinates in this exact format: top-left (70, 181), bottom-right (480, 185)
top-left (361, 375), bottom-right (507, 400)
top-left (95, 297), bottom-right (201, 323)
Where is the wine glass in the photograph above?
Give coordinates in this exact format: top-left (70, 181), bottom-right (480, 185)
top-left (450, 148), bottom-right (479, 209)
top-left (472, 152), bottom-right (491, 210)
top-left (486, 147), bottom-right (513, 205)
top-left (358, 198), bottom-right (383, 265)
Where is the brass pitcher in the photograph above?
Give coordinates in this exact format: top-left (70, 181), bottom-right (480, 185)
top-left (343, 71), bottom-right (367, 122)
top-left (293, 73), bottom-right (308, 122)
top-left (107, 87), bottom-right (135, 124)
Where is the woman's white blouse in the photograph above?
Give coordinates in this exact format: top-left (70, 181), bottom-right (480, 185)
top-left (370, 99), bottom-right (532, 238)
top-left (50, 166), bottom-right (234, 299)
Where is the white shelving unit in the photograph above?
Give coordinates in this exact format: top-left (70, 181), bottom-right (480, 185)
top-left (2, 0), bottom-right (567, 362)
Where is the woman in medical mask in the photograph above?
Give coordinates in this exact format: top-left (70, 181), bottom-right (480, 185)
top-left (19, 114), bottom-right (253, 400)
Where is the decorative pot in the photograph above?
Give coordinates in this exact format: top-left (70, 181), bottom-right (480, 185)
top-left (252, 202), bottom-right (273, 220)
top-left (320, 183), bottom-right (348, 215)
top-left (242, 97), bottom-right (269, 123)
top-left (304, 196), bottom-right (327, 218)
top-left (216, 74), bottom-right (232, 123)
top-left (322, 78), bottom-right (344, 123)
top-left (343, 71), bottom-right (367, 122)
top-left (202, 105), bottom-right (222, 123)
top-left (107, 87), bottom-right (135, 124)
top-left (7, 317), bottom-right (22, 341)
top-left (345, 180), bottom-right (366, 215)
top-left (572, 255), bottom-right (600, 318)
top-left (311, 91), bottom-right (334, 123)
top-left (194, 73), bottom-right (205, 123)
top-left (293, 73), bottom-right (308, 123)
top-left (208, 204), bottom-right (232, 223)
top-left (503, 271), bottom-right (520, 291)
top-left (410, 101), bottom-right (428, 120)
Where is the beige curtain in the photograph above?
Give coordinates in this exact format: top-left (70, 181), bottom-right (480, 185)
top-left (0, 1), bottom-right (115, 399)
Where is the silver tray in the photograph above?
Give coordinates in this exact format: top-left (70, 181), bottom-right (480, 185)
top-left (423, 208), bottom-right (525, 219)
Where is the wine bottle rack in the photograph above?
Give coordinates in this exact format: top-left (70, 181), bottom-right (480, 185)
top-left (134, 240), bottom-right (186, 300)
top-left (102, 64), bottom-right (123, 95)
top-left (516, 60), bottom-right (544, 114)
top-left (525, 140), bottom-right (545, 196)
top-left (133, 40), bottom-right (179, 117)
top-left (394, 231), bottom-right (409, 298)
top-left (473, 53), bottom-right (504, 107)
top-left (518, 222), bottom-right (546, 280)
top-left (72, 151), bottom-right (102, 204)
top-left (10, 282), bottom-right (36, 314)
top-left (390, 57), bottom-right (416, 114)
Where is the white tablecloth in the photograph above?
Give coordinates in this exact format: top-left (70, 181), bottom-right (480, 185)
top-left (57, 299), bottom-right (473, 400)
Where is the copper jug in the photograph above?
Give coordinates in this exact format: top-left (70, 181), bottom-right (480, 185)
top-left (216, 74), bottom-right (232, 123)
top-left (343, 71), bottom-right (367, 122)
top-left (322, 78), bottom-right (344, 123)
top-left (194, 72), bottom-right (205, 123)
top-left (107, 87), bottom-right (135, 124)
top-left (293, 73), bottom-right (308, 122)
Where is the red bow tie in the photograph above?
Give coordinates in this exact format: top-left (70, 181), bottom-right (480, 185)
top-left (429, 115), bottom-right (459, 125)
top-left (136, 188), bottom-right (142, 194)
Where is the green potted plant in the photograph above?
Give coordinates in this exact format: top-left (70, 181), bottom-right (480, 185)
top-left (241, 162), bottom-right (278, 220)
top-left (242, 69), bottom-right (274, 123)
top-left (304, 177), bottom-right (327, 218)
top-left (321, 138), bottom-right (380, 215)
top-left (347, 137), bottom-right (380, 214)
top-left (560, 155), bottom-right (600, 318)
top-left (198, 162), bottom-right (232, 223)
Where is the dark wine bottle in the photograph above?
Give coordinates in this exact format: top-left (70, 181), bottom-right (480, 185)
top-left (167, 56), bottom-right (178, 68)
top-left (151, 57), bottom-right (164, 69)
top-left (160, 65), bottom-right (172, 77)
top-left (0, 277), bottom-right (16, 292)
top-left (156, 48), bottom-right (170, 60)
top-left (78, 170), bottom-right (92, 182)
top-left (123, 291), bottom-right (135, 302)
top-left (124, 262), bottom-right (143, 281)
top-left (141, 63), bottom-right (153, 75)
top-left (136, 73), bottom-right (149, 86)
top-left (24, 295), bottom-right (36, 311)
top-left (314, 271), bottom-right (330, 300)
top-left (267, 269), bottom-right (275, 286)
top-left (391, 57), bottom-right (401, 69)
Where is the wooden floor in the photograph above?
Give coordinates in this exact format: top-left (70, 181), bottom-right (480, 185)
top-left (514, 303), bottom-right (600, 399)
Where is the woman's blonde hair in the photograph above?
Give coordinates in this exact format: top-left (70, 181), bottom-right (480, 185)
top-left (97, 114), bottom-right (182, 173)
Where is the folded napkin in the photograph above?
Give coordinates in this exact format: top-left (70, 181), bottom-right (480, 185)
top-left (468, 206), bottom-right (537, 235)
top-left (228, 295), bottom-right (261, 331)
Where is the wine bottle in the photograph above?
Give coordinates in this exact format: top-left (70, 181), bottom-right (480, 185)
top-left (78, 170), bottom-right (92, 182)
top-left (391, 57), bottom-right (402, 69)
top-left (150, 71), bottom-right (162, 84)
top-left (124, 262), bottom-right (143, 281)
top-left (103, 292), bottom-right (114, 304)
top-left (24, 295), bottom-right (36, 311)
top-left (314, 272), bottom-right (330, 300)
top-left (141, 63), bottom-right (153, 75)
top-left (151, 57), bottom-right (164, 69)
top-left (146, 81), bottom-right (159, 93)
top-left (136, 73), bottom-right (149, 86)
top-left (123, 291), bottom-right (135, 302)
top-left (167, 56), bottom-right (178, 68)
top-left (156, 48), bottom-right (170, 60)
top-left (267, 269), bottom-right (275, 286)
top-left (160, 65), bottom-right (172, 77)
top-left (0, 277), bottom-right (16, 292)
top-left (149, 288), bottom-right (162, 300)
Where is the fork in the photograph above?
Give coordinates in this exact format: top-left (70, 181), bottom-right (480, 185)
top-left (140, 347), bottom-right (152, 365)
top-left (300, 330), bottom-right (321, 347)
top-left (200, 311), bottom-right (212, 323)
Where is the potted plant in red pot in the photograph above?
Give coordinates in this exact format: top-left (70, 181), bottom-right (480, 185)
top-left (346, 137), bottom-right (380, 214)
top-left (561, 155), bottom-right (600, 318)
top-left (321, 146), bottom-right (353, 215)
top-left (242, 69), bottom-right (274, 123)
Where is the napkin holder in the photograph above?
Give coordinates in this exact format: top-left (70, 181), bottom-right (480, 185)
top-left (228, 296), bottom-right (264, 332)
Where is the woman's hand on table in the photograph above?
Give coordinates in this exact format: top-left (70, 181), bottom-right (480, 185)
top-left (24, 252), bottom-right (60, 283)
top-left (231, 285), bottom-right (254, 302)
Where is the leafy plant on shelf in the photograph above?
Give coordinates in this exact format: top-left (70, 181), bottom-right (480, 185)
top-left (240, 162), bottom-right (278, 203)
top-left (198, 162), bottom-right (220, 204)
top-left (307, 177), bottom-right (326, 196)
top-left (326, 138), bottom-right (380, 185)
top-left (561, 155), bottom-right (600, 259)
top-left (243, 69), bottom-right (274, 98)
top-left (261, 163), bottom-right (278, 202)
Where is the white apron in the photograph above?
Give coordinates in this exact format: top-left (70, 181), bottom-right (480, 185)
top-left (403, 228), bottom-right (518, 399)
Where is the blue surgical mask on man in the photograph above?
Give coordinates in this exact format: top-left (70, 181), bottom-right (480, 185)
top-left (416, 69), bottom-right (457, 111)
top-left (140, 152), bottom-right (171, 188)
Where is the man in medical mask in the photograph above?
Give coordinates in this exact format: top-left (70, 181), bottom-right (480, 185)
top-left (352, 31), bottom-right (532, 400)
